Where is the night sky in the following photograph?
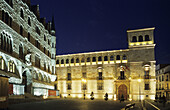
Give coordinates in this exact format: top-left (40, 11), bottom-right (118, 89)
top-left (32, 0), bottom-right (170, 64)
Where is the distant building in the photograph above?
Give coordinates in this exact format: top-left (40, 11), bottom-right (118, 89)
top-left (56, 27), bottom-right (156, 100)
top-left (0, 0), bottom-right (56, 96)
top-left (156, 64), bottom-right (170, 100)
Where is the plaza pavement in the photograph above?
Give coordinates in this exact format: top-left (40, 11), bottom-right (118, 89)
top-left (8, 98), bottom-right (142, 110)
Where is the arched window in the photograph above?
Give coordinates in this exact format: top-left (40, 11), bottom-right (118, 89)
top-left (20, 26), bottom-right (23, 36)
top-left (86, 57), bottom-right (90, 62)
top-left (48, 65), bottom-right (50, 73)
top-left (44, 35), bottom-right (46, 41)
top-left (5, 12), bottom-right (9, 25)
top-left (39, 73), bottom-right (43, 81)
top-left (81, 57), bottom-right (85, 63)
top-left (56, 60), bottom-right (59, 64)
top-left (48, 39), bottom-right (50, 45)
top-left (8, 60), bottom-right (15, 73)
top-left (35, 55), bottom-right (40, 68)
top-left (132, 36), bottom-right (137, 42)
top-left (110, 55), bottom-right (114, 61)
top-left (98, 56), bottom-right (102, 61)
top-left (0, 56), bottom-right (5, 70)
top-left (48, 77), bottom-right (51, 83)
top-left (71, 58), bottom-right (74, 63)
top-left (28, 17), bottom-right (31, 26)
top-left (116, 55), bottom-right (120, 60)
top-left (44, 62), bottom-right (46, 70)
top-left (66, 59), bottom-right (69, 64)
top-left (104, 56), bottom-right (108, 61)
top-left (92, 57), bottom-right (96, 62)
top-left (44, 47), bottom-right (45, 53)
top-left (7, 38), bottom-right (9, 52)
top-left (76, 58), bottom-right (79, 63)
top-left (10, 39), bottom-right (12, 53)
top-left (19, 44), bottom-right (23, 59)
top-left (20, 9), bottom-right (24, 19)
top-left (145, 35), bottom-right (150, 41)
top-left (61, 59), bottom-right (64, 64)
top-left (138, 36), bottom-right (143, 42)
top-left (122, 55), bottom-right (127, 60)
top-left (34, 73), bottom-right (38, 80)
top-left (1, 33), bottom-right (3, 49)
top-left (28, 33), bottom-right (30, 41)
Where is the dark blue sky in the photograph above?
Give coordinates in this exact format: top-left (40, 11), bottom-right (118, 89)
top-left (32, 0), bottom-right (170, 64)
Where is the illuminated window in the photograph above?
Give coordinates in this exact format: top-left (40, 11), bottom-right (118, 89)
top-left (71, 58), bottom-right (74, 63)
top-left (20, 9), bottom-right (24, 19)
top-left (67, 83), bottom-right (71, 90)
top-left (8, 60), bottom-right (15, 73)
top-left (132, 36), bottom-right (137, 42)
top-left (138, 35), bottom-right (143, 42)
top-left (145, 84), bottom-right (150, 90)
top-left (92, 57), bottom-right (96, 62)
top-left (116, 55), bottom-right (120, 60)
top-left (66, 59), bottom-right (69, 64)
top-left (0, 56), bottom-right (5, 70)
top-left (28, 17), bottom-right (31, 26)
top-left (67, 73), bottom-right (71, 80)
top-left (86, 57), bottom-right (90, 62)
top-left (122, 55), bottom-right (127, 60)
top-left (76, 58), bottom-right (79, 63)
top-left (97, 83), bottom-right (103, 90)
top-left (98, 56), bottom-right (102, 61)
top-left (145, 35), bottom-right (150, 41)
top-left (61, 59), bottom-right (64, 64)
top-left (104, 56), bottom-right (108, 61)
top-left (110, 55), bottom-right (114, 61)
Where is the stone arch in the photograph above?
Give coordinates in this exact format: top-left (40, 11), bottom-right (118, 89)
top-left (22, 68), bottom-right (32, 93)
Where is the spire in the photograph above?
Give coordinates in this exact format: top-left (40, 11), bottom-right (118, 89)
top-left (51, 16), bottom-right (55, 31)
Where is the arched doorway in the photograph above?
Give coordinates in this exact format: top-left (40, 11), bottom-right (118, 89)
top-left (118, 84), bottom-right (127, 100)
top-left (22, 70), bottom-right (32, 94)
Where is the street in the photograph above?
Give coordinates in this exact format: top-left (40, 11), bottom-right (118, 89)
top-left (8, 99), bottom-right (142, 110)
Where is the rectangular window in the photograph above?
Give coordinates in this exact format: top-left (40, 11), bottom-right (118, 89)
top-left (82, 83), bottom-right (87, 90)
top-left (145, 84), bottom-right (150, 90)
top-left (162, 75), bottom-right (164, 81)
top-left (82, 72), bottom-right (86, 78)
top-left (67, 83), bottom-right (71, 90)
top-left (67, 73), bottom-right (71, 80)
top-left (35, 56), bottom-right (40, 68)
top-left (120, 71), bottom-right (125, 79)
top-left (52, 66), bottom-right (54, 74)
top-left (97, 83), bottom-right (103, 90)
top-left (98, 72), bottom-right (103, 80)
top-left (166, 75), bottom-right (169, 81)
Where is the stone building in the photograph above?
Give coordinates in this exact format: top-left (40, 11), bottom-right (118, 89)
top-left (56, 27), bottom-right (156, 100)
top-left (0, 0), bottom-right (56, 96)
top-left (156, 64), bottom-right (170, 100)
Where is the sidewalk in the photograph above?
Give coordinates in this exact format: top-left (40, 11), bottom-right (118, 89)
top-left (145, 100), bottom-right (170, 110)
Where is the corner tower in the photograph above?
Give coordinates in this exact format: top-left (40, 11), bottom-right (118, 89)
top-left (127, 27), bottom-right (155, 49)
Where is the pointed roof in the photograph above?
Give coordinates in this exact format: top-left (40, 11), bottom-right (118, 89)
top-left (51, 16), bottom-right (55, 30)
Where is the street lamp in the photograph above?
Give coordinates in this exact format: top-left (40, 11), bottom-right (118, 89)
top-left (138, 79), bottom-right (141, 102)
top-left (82, 78), bottom-right (86, 100)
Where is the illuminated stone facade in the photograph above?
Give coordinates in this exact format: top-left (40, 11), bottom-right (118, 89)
top-left (0, 0), bottom-right (56, 96)
top-left (156, 64), bottom-right (170, 100)
top-left (56, 27), bottom-right (156, 100)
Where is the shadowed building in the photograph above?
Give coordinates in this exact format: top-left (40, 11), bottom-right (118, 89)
top-left (0, 0), bottom-right (57, 97)
top-left (56, 27), bottom-right (156, 100)
top-left (156, 64), bottom-right (170, 100)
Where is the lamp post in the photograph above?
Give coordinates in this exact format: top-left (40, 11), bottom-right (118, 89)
top-left (82, 78), bottom-right (86, 100)
top-left (138, 79), bottom-right (141, 102)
